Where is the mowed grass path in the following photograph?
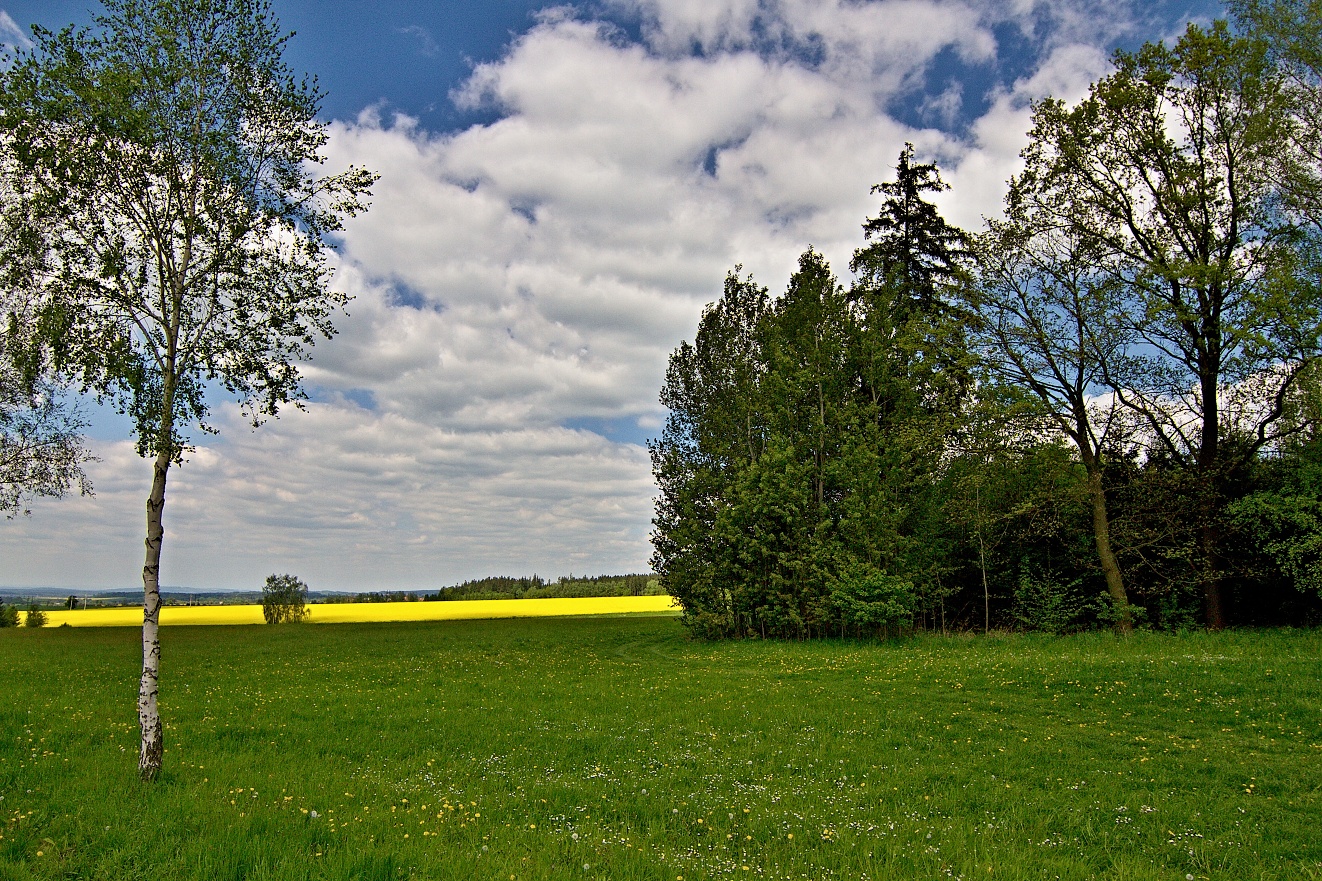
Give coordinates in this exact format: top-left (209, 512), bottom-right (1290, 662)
top-left (1, 619), bottom-right (1319, 881)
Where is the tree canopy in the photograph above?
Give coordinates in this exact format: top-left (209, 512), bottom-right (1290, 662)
top-left (654, 11), bottom-right (1322, 637)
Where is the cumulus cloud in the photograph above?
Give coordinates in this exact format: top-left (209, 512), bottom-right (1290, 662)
top-left (1, 407), bottom-right (654, 591)
top-left (3, 0), bottom-right (1223, 590)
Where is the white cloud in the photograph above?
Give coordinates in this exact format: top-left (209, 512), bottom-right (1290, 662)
top-left (398, 24), bottom-right (440, 57)
top-left (0, 11), bottom-right (32, 50)
top-left (1, 406), bottom-right (654, 591)
top-left (940, 41), bottom-right (1112, 231)
top-left (3, 0), bottom-right (1221, 590)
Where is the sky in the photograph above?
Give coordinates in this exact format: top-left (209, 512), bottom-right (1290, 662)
top-left (1, 0), bottom-right (1224, 592)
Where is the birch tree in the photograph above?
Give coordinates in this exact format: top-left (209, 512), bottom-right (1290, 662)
top-left (0, 0), bottom-right (375, 778)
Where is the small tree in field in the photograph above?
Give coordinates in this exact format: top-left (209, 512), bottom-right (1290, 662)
top-left (262, 574), bottom-right (309, 624)
top-left (0, 0), bottom-right (375, 778)
top-left (0, 604), bottom-right (20, 627)
top-left (24, 605), bottom-right (47, 627)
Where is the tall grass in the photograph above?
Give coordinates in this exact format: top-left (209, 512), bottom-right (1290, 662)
top-left (1, 619), bottom-right (1318, 879)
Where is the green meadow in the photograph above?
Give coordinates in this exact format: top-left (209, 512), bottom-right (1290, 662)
top-left (1, 617), bottom-right (1319, 880)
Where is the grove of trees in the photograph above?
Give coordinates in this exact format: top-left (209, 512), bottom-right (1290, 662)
top-left (652, 8), bottom-right (1322, 638)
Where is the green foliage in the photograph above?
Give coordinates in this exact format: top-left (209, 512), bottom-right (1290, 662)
top-left (1010, 562), bottom-right (1091, 635)
top-left (1228, 492), bottom-right (1322, 598)
top-left (829, 569), bottom-right (915, 637)
top-left (653, 16), bottom-right (1322, 634)
top-left (0, 0), bottom-right (376, 775)
top-left (261, 574), bottom-right (308, 625)
top-left (430, 573), bottom-right (660, 601)
top-left (851, 141), bottom-right (970, 312)
top-left (1228, 0), bottom-right (1322, 226)
top-left (0, 603), bottom-right (19, 627)
top-left (0, 365), bottom-right (92, 517)
top-left (1011, 20), bottom-right (1317, 628)
top-left (652, 149), bottom-right (973, 640)
top-left (23, 604), bottom-right (46, 627)
top-left (0, 0), bottom-right (377, 459)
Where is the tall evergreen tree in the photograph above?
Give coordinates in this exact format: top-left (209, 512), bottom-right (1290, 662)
top-left (852, 143), bottom-right (969, 313)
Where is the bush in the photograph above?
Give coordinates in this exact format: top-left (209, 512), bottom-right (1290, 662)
top-left (261, 574), bottom-right (309, 624)
top-left (1011, 562), bottom-right (1091, 634)
top-left (0, 604), bottom-right (19, 627)
top-left (830, 570), bottom-right (915, 638)
top-left (24, 605), bottom-right (46, 628)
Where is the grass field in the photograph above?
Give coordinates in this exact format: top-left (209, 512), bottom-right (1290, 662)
top-left (1, 618), bottom-right (1319, 880)
top-left (27, 595), bottom-right (679, 628)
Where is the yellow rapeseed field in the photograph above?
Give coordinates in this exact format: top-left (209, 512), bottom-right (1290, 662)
top-left (30, 595), bottom-right (677, 628)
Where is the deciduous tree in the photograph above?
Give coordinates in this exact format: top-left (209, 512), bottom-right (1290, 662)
top-left (261, 573), bottom-right (309, 624)
top-left (0, 0), bottom-right (375, 777)
top-left (972, 218), bottom-right (1135, 632)
top-left (1010, 22), bottom-right (1318, 628)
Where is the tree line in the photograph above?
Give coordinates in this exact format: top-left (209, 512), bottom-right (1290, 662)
top-left (651, 3), bottom-right (1322, 638)
top-left (426, 573), bottom-right (663, 601)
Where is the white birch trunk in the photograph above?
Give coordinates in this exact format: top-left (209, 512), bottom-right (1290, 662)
top-left (139, 449), bottom-right (170, 779)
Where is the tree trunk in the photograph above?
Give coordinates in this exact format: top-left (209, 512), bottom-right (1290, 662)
top-left (1077, 446), bottom-right (1131, 635)
top-left (1200, 497), bottom-right (1226, 631)
top-left (975, 482), bottom-right (989, 635)
top-left (139, 448), bottom-right (171, 779)
top-left (1198, 366), bottom-right (1225, 631)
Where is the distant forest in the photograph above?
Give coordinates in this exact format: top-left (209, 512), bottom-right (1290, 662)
top-left (325, 573), bottom-right (663, 604)
top-left (651, 10), bottom-right (1322, 637)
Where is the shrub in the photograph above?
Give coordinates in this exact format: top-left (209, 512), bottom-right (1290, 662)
top-left (0, 604), bottom-right (19, 627)
top-left (261, 574), bottom-right (309, 624)
top-left (1011, 562), bottom-right (1090, 634)
top-left (24, 605), bottom-right (47, 628)
top-left (830, 570), bottom-right (915, 638)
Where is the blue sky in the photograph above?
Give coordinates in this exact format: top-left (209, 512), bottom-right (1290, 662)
top-left (2, 0), bottom-right (1224, 592)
